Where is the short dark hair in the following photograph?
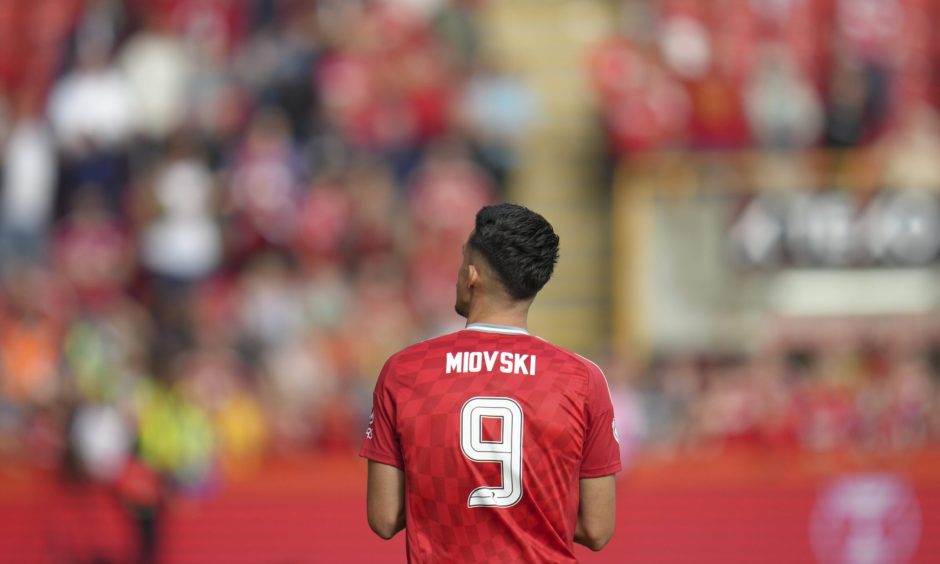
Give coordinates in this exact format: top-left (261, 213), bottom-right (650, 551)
top-left (468, 203), bottom-right (559, 300)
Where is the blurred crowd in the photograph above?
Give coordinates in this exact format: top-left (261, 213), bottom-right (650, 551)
top-left (1, 0), bottom-right (936, 561)
top-left (590, 0), bottom-right (940, 155)
top-left (591, 0), bottom-right (940, 467)
top-left (609, 319), bottom-right (940, 466)
top-left (2, 0), bottom-right (940, 508)
top-left (0, 0), bottom-right (535, 495)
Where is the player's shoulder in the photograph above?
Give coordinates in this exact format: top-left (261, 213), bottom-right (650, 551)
top-left (383, 329), bottom-right (465, 371)
top-left (535, 337), bottom-right (612, 398)
top-left (536, 337), bottom-right (605, 377)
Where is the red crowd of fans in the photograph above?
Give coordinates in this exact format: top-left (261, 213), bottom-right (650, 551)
top-left (1, 0), bottom-right (938, 501)
top-left (589, 0), bottom-right (940, 154)
top-left (609, 319), bottom-right (940, 469)
top-left (0, 0), bottom-right (512, 493)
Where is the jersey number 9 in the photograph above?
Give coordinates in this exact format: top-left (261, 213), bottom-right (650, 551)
top-left (460, 397), bottom-right (524, 508)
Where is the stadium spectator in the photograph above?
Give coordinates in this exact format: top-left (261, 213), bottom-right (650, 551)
top-left (0, 117), bottom-right (56, 261)
top-left (744, 43), bottom-right (823, 149)
top-left (139, 140), bottom-right (222, 282)
top-left (119, 10), bottom-right (191, 140)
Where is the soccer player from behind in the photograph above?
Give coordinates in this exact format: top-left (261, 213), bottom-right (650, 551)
top-left (361, 203), bottom-right (621, 562)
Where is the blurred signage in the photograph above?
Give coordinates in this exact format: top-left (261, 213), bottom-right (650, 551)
top-left (769, 269), bottom-right (940, 316)
top-left (810, 474), bottom-right (921, 564)
top-left (2, 455), bottom-right (940, 563)
top-left (730, 190), bottom-right (940, 268)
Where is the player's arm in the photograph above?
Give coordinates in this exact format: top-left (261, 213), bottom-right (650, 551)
top-left (576, 360), bottom-right (622, 551)
top-left (361, 357), bottom-right (405, 539)
top-left (366, 460), bottom-right (406, 539)
top-left (574, 474), bottom-right (616, 551)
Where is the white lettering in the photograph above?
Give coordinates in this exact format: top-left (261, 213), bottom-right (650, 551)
top-left (484, 351), bottom-right (498, 372)
top-left (468, 352), bottom-right (482, 372)
top-left (446, 352), bottom-right (462, 374)
top-left (447, 351), bottom-right (537, 375)
top-left (500, 352), bottom-right (513, 374)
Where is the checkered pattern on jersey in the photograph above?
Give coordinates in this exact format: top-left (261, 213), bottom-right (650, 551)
top-left (388, 330), bottom-right (596, 563)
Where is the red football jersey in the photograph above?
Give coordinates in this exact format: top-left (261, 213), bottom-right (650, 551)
top-left (360, 323), bottom-right (622, 563)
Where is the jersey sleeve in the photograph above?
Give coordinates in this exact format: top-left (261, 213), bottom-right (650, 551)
top-left (580, 362), bottom-right (622, 478)
top-left (359, 356), bottom-right (404, 469)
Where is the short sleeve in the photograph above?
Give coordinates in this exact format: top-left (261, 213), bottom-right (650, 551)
top-left (359, 357), bottom-right (404, 469)
top-left (580, 362), bottom-right (622, 478)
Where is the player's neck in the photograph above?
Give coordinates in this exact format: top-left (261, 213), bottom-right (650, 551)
top-left (465, 297), bottom-right (530, 332)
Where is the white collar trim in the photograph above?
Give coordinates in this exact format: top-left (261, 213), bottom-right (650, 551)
top-left (464, 323), bottom-right (529, 336)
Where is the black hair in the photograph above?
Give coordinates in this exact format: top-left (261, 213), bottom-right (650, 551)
top-left (468, 203), bottom-right (559, 300)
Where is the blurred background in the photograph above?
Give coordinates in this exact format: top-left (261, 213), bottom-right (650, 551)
top-left (0, 0), bottom-right (939, 562)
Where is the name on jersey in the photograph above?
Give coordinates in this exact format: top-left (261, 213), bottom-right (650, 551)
top-left (445, 351), bottom-right (536, 375)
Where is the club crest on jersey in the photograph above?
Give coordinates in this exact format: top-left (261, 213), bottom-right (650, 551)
top-left (445, 351), bottom-right (536, 376)
top-left (365, 410), bottom-right (374, 439)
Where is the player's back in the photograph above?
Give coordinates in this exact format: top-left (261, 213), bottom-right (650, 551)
top-left (361, 323), bottom-right (620, 563)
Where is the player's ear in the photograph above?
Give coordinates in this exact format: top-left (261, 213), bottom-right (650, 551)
top-left (467, 264), bottom-right (480, 288)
